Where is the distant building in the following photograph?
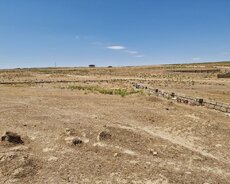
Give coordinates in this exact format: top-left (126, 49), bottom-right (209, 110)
top-left (89, 64), bottom-right (96, 68)
top-left (108, 66), bottom-right (113, 68)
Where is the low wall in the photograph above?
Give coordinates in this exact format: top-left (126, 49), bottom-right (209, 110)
top-left (217, 73), bottom-right (230, 78)
top-left (169, 69), bottom-right (220, 73)
top-left (133, 83), bottom-right (230, 113)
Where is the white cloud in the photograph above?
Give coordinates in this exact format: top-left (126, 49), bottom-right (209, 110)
top-left (103, 43), bottom-right (145, 57)
top-left (107, 45), bottom-right (126, 50)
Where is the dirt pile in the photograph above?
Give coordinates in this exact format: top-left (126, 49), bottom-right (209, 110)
top-left (1, 132), bottom-right (23, 144)
top-left (97, 131), bottom-right (112, 141)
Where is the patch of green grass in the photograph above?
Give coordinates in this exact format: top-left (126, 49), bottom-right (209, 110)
top-left (65, 85), bottom-right (142, 97)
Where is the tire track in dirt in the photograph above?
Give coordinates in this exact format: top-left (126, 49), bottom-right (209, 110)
top-left (115, 123), bottom-right (228, 163)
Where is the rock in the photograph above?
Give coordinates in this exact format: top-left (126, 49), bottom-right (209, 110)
top-left (114, 153), bottom-right (118, 157)
top-left (65, 136), bottom-right (85, 146)
top-left (72, 138), bottom-right (83, 146)
top-left (97, 131), bottom-right (112, 141)
top-left (65, 128), bottom-right (74, 136)
top-left (149, 149), bottom-right (158, 156)
top-left (1, 131), bottom-right (23, 144)
top-left (114, 153), bottom-right (121, 157)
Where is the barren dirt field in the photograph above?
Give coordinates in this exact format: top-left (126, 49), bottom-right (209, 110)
top-left (0, 62), bottom-right (230, 184)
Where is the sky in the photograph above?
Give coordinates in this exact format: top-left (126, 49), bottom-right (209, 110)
top-left (0, 0), bottom-right (230, 68)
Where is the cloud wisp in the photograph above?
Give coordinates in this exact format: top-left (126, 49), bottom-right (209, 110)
top-left (77, 35), bottom-right (145, 58)
top-left (106, 44), bottom-right (144, 58)
top-left (107, 45), bottom-right (126, 50)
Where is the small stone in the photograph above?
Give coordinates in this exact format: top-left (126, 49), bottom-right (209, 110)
top-left (65, 136), bottom-right (84, 146)
top-left (149, 149), bottom-right (158, 156)
top-left (72, 138), bottom-right (83, 146)
top-left (114, 153), bottom-right (121, 157)
top-left (65, 128), bottom-right (74, 135)
top-left (1, 131), bottom-right (23, 144)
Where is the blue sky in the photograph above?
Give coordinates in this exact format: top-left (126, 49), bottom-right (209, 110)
top-left (1, 0), bottom-right (230, 68)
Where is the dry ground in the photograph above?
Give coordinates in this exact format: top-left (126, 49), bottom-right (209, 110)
top-left (0, 62), bottom-right (230, 183)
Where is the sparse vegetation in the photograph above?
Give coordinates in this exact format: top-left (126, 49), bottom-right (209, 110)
top-left (64, 85), bottom-right (143, 97)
